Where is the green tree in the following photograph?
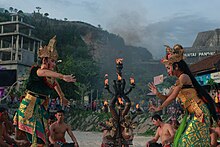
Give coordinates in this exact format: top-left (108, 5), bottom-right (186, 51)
top-left (57, 55), bottom-right (99, 100)
top-left (44, 13), bottom-right (49, 17)
top-left (9, 7), bottom-right (13, 13)
top-left (14, 8), bottom-right (18, 13)
top-left (17, 10), bottom-right (23, 14)
top-left (208, 78), bottom-right (218, 91)
top-left (36, 7), bottom-right (41, 13)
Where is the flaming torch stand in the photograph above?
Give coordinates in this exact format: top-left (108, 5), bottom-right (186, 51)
top-left (104, 59), bottom-right (135, 147)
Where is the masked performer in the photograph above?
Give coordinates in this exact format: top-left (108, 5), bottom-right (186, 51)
top-left (14, 36), bottom-right (76, 147)
top-left (149, 44), bottom-right (217, 147)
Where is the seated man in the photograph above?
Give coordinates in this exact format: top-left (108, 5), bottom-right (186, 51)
top-left (169, 117), bottom-right (179, 131)
top-left (210, 119), bottom-right (220, 147)
top-left (146, 114), bottom-right (175, 147)
top-left (1, 106), bottom-right (26, 147)
top-left (49, 110), bottom-right (79, 147)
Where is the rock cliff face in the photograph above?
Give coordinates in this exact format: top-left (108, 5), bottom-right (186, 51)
top-left (0, 12), bottom-right (166, 99)
top-left (192, 29), bottom-right (220, 47)
top-left (80, 25), bottom-right (165, 88)
top-left (184, 28), bottom-right (220, 64)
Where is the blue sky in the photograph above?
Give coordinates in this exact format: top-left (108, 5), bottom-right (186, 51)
top-left (1, 0), bottom-right (220, 58)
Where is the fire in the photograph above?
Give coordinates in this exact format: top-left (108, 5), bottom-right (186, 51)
top-left (136, 103), bottom-right (139, 109)
top-left (104, 100), bottom-right (108, 106)
top-left (117, 73), bottom-right (122, 81)
top-left (118, 97), bottom-right (123, 104)
top-left (116, 58), bottom-right (123, 64)
top-left (130, 77), bottom-right (135, 85)
top-left (104, 74), bottom-right (109, 86)
top-left (104, 78), bottom-right (109, 86)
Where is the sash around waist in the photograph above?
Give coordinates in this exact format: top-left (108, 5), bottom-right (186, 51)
top-left (25, 90), bottom-right (48, 100)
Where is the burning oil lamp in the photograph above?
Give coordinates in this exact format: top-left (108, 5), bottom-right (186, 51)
top-left (104, 100), bottom-right (108, 106)
top-left (104, 74), bottom-right (109, 89)
top-left (116, 58), bottom-right (123, 65)
top-left (136, 103), bottom-right (139, 109)
top-left (103, 58), bottom-right (135, 147)
top-left (117, 73), bottom-right (122, 81)
top-left (118, 97), bottom-right (123, 105)
top-left (130, 77), bottom-right (135, 87)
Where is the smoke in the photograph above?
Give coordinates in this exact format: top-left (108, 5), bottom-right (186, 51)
top-left (107, 12), bottom-right (220, 59)
top-left (107, 11), bottom-right (146, 46)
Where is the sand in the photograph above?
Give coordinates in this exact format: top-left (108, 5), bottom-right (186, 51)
top-left (65, 131), bottom-right (152, 147)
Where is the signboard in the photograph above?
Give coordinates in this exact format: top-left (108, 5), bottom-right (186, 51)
top-left (84, 96), bottom-right (89, 104)
top-left (195, 74), bottom-right (211, 86)
top-left (184, 51), bottom-right (216, 58)
top-left (154, 74), bottom-right (164, 85)
top-left (211, 72), bottom-right (220, 83)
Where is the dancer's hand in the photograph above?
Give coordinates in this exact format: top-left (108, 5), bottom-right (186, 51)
top-left (146, 141), bottom-right (150, 147)
top-left (61, 97), bottom-right (70, 106)
top-left (162, 139), bottom-right (171, 146)
top-left (149, 105), bottom-right (162, 112)
top-left (148, 82), bottom-right (158, 95)
top-left (62, 74), bottom-right (76, 82)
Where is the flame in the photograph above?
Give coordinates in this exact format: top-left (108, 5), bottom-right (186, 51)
top-left (136, 104), bottom-right (139, 109)
top-left (118, 97), bottom-right (123, 104)
top-left (104, 78), bottom-right (109, 86)
top-left (104, 100), bottom-right (108, 106)
top-left (117, 73), bottom-right (122, 81)
top-left (116, 58), bottom-right (123, 64)
top-left (130, 77), bottom-right (135, 85)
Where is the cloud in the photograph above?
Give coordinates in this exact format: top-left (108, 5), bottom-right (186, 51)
top-left (80, 1), bottom-right (99, 13)
top-left (107, 13), bottom-right (220, 59)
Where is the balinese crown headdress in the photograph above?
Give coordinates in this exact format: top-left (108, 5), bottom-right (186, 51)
top-left (161, 44), bottom-right (184, 65)
top-left (38, 36), bottom-right (58, 61)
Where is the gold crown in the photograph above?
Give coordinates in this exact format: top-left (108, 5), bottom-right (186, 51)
top-left (161, 44), bottom-right (184, 65)
top-left (38, 36), bottom-right (58, 61)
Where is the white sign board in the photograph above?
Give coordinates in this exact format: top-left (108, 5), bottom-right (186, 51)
top-left (211, 72), bottom-right (220, 83)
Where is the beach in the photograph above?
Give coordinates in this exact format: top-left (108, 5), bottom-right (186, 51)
top-left (66, 131), bottom-right (152, 147)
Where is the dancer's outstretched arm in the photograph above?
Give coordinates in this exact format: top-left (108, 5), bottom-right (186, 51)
top-left (37, 69), bottom-right (76, 83)
top-left (148, 82), bottom-right (174, 101)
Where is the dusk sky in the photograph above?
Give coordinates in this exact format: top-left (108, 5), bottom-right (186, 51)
top-left (1, 0), bottom-right (220, 59)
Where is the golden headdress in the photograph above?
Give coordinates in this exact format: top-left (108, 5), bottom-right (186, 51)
top-left (38, 36), bottom-right (58, 61)
top-left (161, 44), bottom-right (184, 65)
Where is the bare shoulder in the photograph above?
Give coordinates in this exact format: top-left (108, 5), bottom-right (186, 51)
top-left (164, 123), bottom-right (172, 129)
top-left (179, 74), bottom-right (192, 85)
top-left (156, 127), bottom-right (161, 131)
top-left (50, 122), bottom-right (56, 128)
top-left (66, 123), bottom-right (72, 129)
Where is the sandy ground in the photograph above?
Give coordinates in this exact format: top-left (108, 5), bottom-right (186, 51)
top-left (66, 131), bottom-right (152, 147)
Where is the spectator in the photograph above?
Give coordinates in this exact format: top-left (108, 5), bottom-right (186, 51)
top-left (146, 114), bottom-right (175, 147)
top-left (49, 110), bottom-right (79, 147)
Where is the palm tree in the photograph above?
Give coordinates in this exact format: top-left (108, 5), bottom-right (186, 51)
top-left (4, 10), bottom-right (9, 14)
top-left (36, 7), bottom-right (41, 13)
top-left (9, 7), bottom-right (13, 13)
top-left (208, 78), bottom-right (218, 91)
top-left (14, 8), bottom-right (18, 13)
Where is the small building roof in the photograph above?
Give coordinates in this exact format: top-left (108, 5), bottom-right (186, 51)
top-left (190, 53), bottom-right (220, 75)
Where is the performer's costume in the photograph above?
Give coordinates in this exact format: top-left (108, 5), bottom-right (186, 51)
top-left (174, 83), bottom-right (210, 146)
top-left (54, 138), bottom-right (66, 146)
top-left (14, 36), bottom-right (58, 146)
top-left (161, 45), bottom-right (211, 147)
